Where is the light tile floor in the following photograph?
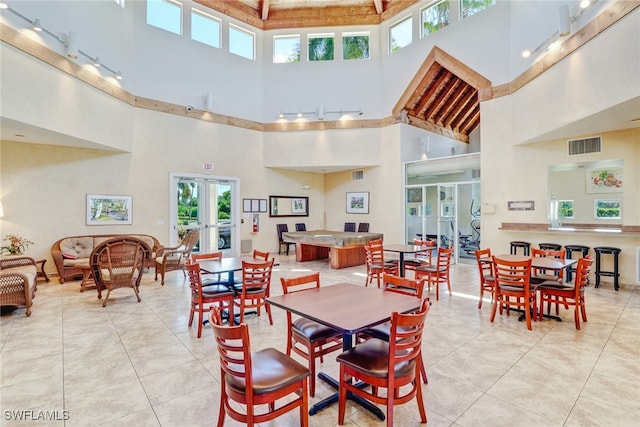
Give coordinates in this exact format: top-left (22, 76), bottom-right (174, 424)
top-left (1, 255), bottom-right (639, 426)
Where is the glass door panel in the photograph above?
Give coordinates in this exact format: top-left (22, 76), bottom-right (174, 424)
top-left (437, 184), bottom-right (455, 254)
top-left (172, 176), bottom-right (237, 254)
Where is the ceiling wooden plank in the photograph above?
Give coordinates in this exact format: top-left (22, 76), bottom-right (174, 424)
top-left (408, 116), bottom-right (469, 143)
top-left (262, 5), bottom-right (381, 29)
top-left (432, 46), bottom-right (491, 90)
top-left (196, 0), bottom-right (265, 29)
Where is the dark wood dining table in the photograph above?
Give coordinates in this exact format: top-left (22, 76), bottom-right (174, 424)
top-left (384, 244), bottom-right (437, 277)
top-left (267, 283), bottom-right (421, 420)
top-left (197, 256), bottom-right (280, 286)
top-left (196, 256), bottom-right (280, 321)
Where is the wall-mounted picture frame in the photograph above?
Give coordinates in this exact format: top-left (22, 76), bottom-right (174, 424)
top-left (291, 198), bottom-right (307, 214)
top-left (441, 202), bottom-right (454, 217)
top-left (586, 168), bottom-right (623, 193)
top-left (87, 194), bottom-right (132, 225)
top-left (508, 200), bottom-right (535, 211)
top-left (407, 188), bottom-right (422, 203)
top-left (346, 192), bottom-right (369, 214)
top-left (243, 198), bottom-right (268, 213)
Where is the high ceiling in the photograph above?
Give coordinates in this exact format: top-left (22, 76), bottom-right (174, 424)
top-left (195, 0), bottom-right (420, 30)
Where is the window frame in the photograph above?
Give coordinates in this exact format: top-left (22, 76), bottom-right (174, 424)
top-left (389, 15), bottom-right (413, 53)
top-left (146, 0), bottom-right (183, 36)
top-left (229, 23), bottom-right (256, 60)
top-left (342, 31), bottom-right (370, 60)
top-left (307, 32), bottom-right (335, 62)
top-left (594, 199), bottom-right (621, 220)
top-left (273, 34), bottom-right (301, 63)
top-left (460, 0), bottom-right (496, 20)
top-left (191, 8), bottom-right (221, 48)
top-left (558, 200), bottom-right (574, 219)
top-left (420, 0), bottom-right (450, 38)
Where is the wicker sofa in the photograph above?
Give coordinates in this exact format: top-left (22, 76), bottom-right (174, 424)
top-left (51, 234), bottom-right (161, 283)
top-left (0, 257), bottom-right (38, 316)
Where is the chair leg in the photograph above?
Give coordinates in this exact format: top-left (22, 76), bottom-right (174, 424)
top-left (265, 301), bottom-right (273, 325)
top-left (300, 378), bottom-right (309, 427)
top-left (420, 355), bottom-right (428, 384)
top-left (478, 288), bottom-right (484, 309)
top-left (197, 307), bottom-right (204, 338)
top-left (386, 388), bottom-right (394, 427)
top-left (574, 306), bottom-right (581, 330)
top-left (490, 296), bottom-right (498, 323)
top-left (338, 366), bottom-right (347, 425)
top-left (216, 387), bottom-right (226, 427)
top-left (415, 369), bottom-right (428, 424)
top-left (308, 344), bottom-right (317, 397)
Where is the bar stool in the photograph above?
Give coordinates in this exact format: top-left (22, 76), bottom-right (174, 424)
top-left (539, 243), bottom-right (562, 251)
top-left (564, 245), bottom-right (590, 282)
top-left (593, 247), bottom-right (621, 291)
top-left (510, 241), bottom-right (531, 256)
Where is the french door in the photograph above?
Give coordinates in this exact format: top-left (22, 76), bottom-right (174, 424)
top-left (169, 173), bottom-right (239, 254)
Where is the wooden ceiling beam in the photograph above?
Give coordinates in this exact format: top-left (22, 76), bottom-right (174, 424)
top-left (261, 0), bottom-right (270, 21)
top-left (408, 115), bottom-right (469, 143)
top-left (373, 0), bottom-right (384, 14)
top-left (196, 0), bottom-right (264, 29)
top-left (262, 5), bottom-right (380, 29)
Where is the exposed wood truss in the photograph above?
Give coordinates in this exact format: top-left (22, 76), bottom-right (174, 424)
top-left (393, 47), bottom-right (492, 143)
top-left (195, 0), bottom-right (421, 30)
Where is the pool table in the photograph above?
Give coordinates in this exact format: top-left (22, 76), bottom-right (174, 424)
top-left (282, 230), bottom-right (383, 269)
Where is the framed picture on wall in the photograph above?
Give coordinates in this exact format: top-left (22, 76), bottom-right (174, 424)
top-left (346, 192), bottom-right (369, 214)
top-left (86, 194), bottom-right (132, 225)
top-left (407, 188), bottom-right (422, 203)
top-left (586, 168), bottom-right (623, 193)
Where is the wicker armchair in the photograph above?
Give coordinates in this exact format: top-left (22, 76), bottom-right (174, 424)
top-left (0, 257), bottom-right (38, 316)
top-left (154, 229), bottom-right (200, 285)
top-left (90, 237), bottom-right (149, 307)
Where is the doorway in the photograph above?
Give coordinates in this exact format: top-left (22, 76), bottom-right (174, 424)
top-left (170, 173), bottom-right (239, 254)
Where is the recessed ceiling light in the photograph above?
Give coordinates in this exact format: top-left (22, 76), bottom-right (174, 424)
top-left (14, 134), bottom-right (26, 138)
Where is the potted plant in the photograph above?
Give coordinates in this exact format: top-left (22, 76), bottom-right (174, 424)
top-left (1, 234), bottom-right (34, 256)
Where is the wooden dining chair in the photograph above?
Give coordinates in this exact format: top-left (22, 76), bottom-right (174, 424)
top-left (185, 260), bottom-right (234, 338)
top-left (295, 223), bottom-right (306, 231)
top-left (279, 272), bottom-right (343, 397)
top-left (415, 246), bottom-right (453, 300)
top-left (233, 259), bottom-right (274, 324)
top-left (252, 249), bottom-right (270, 261)
top-left (358, 273), bottom-right (429, 384)
top-left (364, 239), bottom-right (398, 288)
top-left (404, 239), bottom-right (436, 277)
top-left (538, 256), bottom-right (593, 329)
top-left (190, 251), bottom-right (225, 285)
top-left (490, 256), bottom-right (537, 330)
top-left (336, 298), bottom-right (430, 427)
top-left (474, 248), bottom-right (495, 309)
top-left (209, 306), bottom-right (310, 427)
top-left (531, 248), bottom-right (566, 284)
top-left (357, 222), bottom-right (369, 232)
top-left (344, 222), bottom-right (356, 232)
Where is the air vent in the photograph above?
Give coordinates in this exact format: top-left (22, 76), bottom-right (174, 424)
top-left (472, 169), bottom-right (481, 179)
top-left (568, 136), bottom-right (601, 155)
top-left (352, 170), bottom-right (364, 180)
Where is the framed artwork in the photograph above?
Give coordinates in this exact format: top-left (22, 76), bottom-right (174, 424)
top-left (86, 194), bottom-right (132, 225)
top-left (291, 198), bottom-right (307, 214)
top-left (407, 188), bottom-right (422, 203)
top-left (243, 198), bottom-right (268, 213)
top-left (586, 168), bottom-right (623, 193)
top-left (346, 192), bottom-right (369, 214)
top-left (441, 203), bottom-right (454, 217)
